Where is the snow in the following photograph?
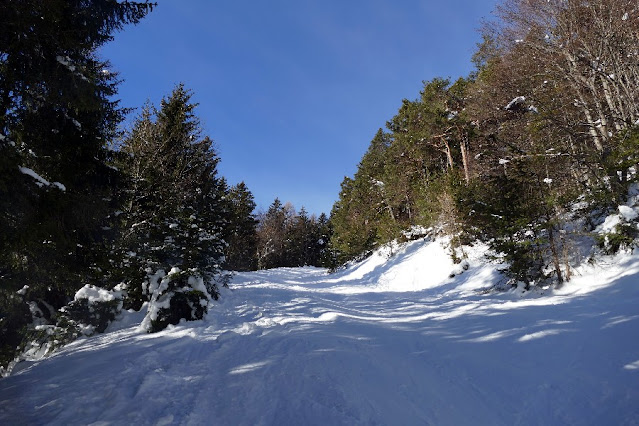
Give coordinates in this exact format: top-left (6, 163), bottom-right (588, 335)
top-left (18, 166), bottom-right (50, 187)
top-left (619, 205), bottom-right (638, 221)
top-left (51, 181), bottom-right (66, 191)
top-left (504, 96), bottom-right (526, 110)
top-left (187, 275), bottom-right (209, 298)
top-left (18, 166), bottom-right (66, 191)
top-left (1, 238), bottom-right (639, 424)
top-left (56, 56), bottom-right (88, 82)
top-left (55, 55), bottom-right (76, 72)
top-left (74, 284), bottom-right (121, 304)
top-left (596, 196), bottom-right (639, 234)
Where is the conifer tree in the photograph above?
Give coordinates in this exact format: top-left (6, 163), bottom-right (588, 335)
top-left (313, 213), bottom-right (334, 268)
top-left (225, 182), bottom-right (259, 271)
top-left (116, 84), bottom-right (226, 330)
top-left (257, 199), bottom-right (288, 269)
top-left (329, 176), bottom-right (380, 264)
top-left (285, 207), bottom-right (313, 266)
top-left (0, 0), bottom-right (153, 367)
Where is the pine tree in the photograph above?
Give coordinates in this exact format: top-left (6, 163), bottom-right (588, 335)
top-left (117, 84), bottom-right (226, 331)
top-left (285, 207), bottom-right (313, 266)
top-left (312, 213), bottom-right (334, 268)
top-left (257, 199), bottom-right (288, 269)
top-left (225, 182), bottom-right (259, 271)
top-left (329, 176), bottom-right (380, 264)
top-left (0, 0), bottom-right (153, 367)
top-left (328, 130), bottom-right (393, 264)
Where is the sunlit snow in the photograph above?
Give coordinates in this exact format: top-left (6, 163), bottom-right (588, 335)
top-left (1, 238), bottom-right (638, 425)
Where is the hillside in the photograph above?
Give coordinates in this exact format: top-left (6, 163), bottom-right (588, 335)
top-left (1, 237), bottom-right (638, 425)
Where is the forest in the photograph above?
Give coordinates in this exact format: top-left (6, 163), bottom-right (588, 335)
top-left (2, 0), bottom-right (639, 372)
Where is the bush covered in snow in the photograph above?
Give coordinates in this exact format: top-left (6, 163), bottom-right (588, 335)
top-left (18, 320), bottom-right (80, 364)
top-left (59, 285), bottom-right (124, 335)
top-left (596, 205), bottom-right (639, 254)
top-left (140, 268), bottom-right (212, 333)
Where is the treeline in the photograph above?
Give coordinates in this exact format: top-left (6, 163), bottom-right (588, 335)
top-left (256, 199), bottom-right (333, 270)
top-left (328, 0), bottom-right (639, 286)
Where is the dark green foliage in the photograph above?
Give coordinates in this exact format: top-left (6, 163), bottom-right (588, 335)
top-left (18, 321), bottom-right (80, 363)
top-left (116, 85), bottom-right (227, 331)
top-left (314, 213), bottom-right (334, 268)
top-left (464, 171), bottom-right (549, 286)
top-left (225, 182), bottom-right (259, 271)
top-left (329, 78), bottom-right (474, 265)
top-left (601, 126), bottom-right (639, 204)
top-left (117, 268), bottom-right (149, 312)
top-left (285, 207), bottom-right (313, 266)
top-left (598, 222), bottom-right (639, 255)
top-left (0, 295), bottom-right (30, 368)
top-left (600, 226), bottom-right (638, 254)
top-left (150, 291), bottom-right (208, 333)
top-left (329, 176), bottom-right (380, 264)
top-left (329, 130), bottom-right (392, 264)
top-left (257, 198), bottom-right (287, 269)
top-left (146, 271), bottom-right (208, 333)
top-left (61, 297), bottom-right (122, 335)
top-left (0, 0), bottom-right (153, 369)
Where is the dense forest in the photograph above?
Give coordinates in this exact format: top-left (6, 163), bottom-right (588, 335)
top-left (329, 0), bottom-right (639, 286)
top-left (2, 0), bottom-right (639, 372)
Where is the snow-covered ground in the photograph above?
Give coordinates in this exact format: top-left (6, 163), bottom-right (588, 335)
top-left (1, 238), bottom-right (639, 425)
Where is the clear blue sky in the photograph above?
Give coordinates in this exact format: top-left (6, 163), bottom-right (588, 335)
top-left (101, 0), bottom-right (499, 215)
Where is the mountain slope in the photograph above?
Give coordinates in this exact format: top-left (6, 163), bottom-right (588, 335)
top-left (1, 238), bottom-right (638, 425)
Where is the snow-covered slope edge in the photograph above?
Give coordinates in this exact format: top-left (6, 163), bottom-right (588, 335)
top-left (1, 237), bottom-right (638, 425)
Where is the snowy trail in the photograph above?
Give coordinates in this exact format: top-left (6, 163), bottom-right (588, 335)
top-left (1, 239), bottom-right (639, 425)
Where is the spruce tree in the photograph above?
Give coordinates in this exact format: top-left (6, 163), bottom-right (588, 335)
top-left (285, 207), bottom-right (312, 266)
top-left (0, 0), bottom-right (153, 367)
top-left (257, 199), bottom-right (289, 269)
top-left (117, 84), bottom-right (226, 331)
top-left (328, 130), bottom-right (392, 264)
top-left (314, 213), bottom-right (334, 268)
top-left (225, 182), bottom-right (259, 271)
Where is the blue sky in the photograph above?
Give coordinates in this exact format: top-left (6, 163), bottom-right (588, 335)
top-left (101, 0), bottom-right (499, 215)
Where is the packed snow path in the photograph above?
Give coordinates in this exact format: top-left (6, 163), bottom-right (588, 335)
top-left (1, 239), bottom-right (639, 425)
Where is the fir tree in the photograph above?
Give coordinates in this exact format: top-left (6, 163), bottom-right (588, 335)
top-left (225, 182), bottom-right (259, 271)
top-left (257, 199), bottom-right (288, 269)
top-left (116, 84), bottom-right (226, 330)
top-left (0, 0), bottom-right (153, 367)
top-left (285, 207), bottom-right (313, 266)
top-left (313, 213), bottom-right (334, 268)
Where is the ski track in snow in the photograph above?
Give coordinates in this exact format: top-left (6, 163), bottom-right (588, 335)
top-left (1, 239), bottom-right (639, 425)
